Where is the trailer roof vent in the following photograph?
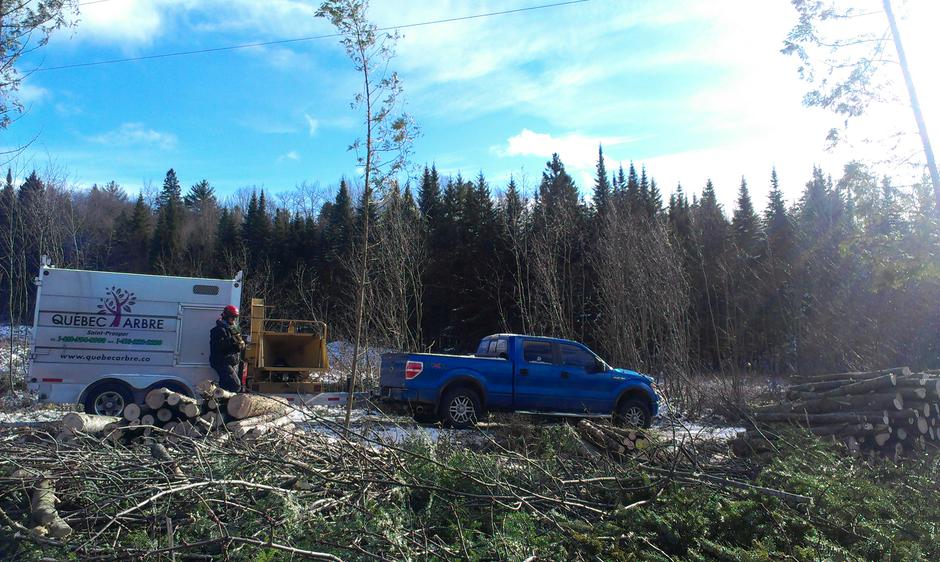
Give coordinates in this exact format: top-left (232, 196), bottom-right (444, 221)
top-left (193, 284), bottom-right (220, 295)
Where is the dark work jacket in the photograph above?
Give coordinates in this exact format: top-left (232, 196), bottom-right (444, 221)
top-left (209, 319), bottom-right (242, 367)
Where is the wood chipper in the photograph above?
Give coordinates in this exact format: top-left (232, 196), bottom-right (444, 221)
top-left (242, 298), bottom-right (331, 394)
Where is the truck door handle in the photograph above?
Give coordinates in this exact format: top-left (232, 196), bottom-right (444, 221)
top-left (519, 368), bottom-right (528, 376)
top-left (561, 371), bottom-right (570, 379)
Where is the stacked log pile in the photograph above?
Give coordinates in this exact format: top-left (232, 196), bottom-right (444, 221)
top-left (576, 419), bottom-right (649, 456)
top-left (751, 367), bottom-right (940, 456)
top-left (56, 382), bottom-right (296, 445)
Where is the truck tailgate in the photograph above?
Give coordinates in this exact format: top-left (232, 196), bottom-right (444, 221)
top-left (379, 353), bottom-right (408, 387)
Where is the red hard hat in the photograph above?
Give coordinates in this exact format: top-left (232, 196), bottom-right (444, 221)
top-left (223, 305), bottom-right (240, 317)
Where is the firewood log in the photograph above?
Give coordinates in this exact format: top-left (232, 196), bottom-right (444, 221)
top-left (225, 413), bottom-right (287, 438)
top-left (894, 442), bottom-right (904, 461)
top-left (166, 392), bottom-right (198, 408)
top-left (917, 417), bottom-right (929, 434)
top-left (176, 402), bottom-right (201, 419)
top-left (226, 394), bottom-right (290, 420)
top-left (896, 427), bottom-right (908, 441)
top-left (149, 442), bottom-right (184, 479)
top-left (145, 388), bottom-right (170, 410)
top-left (197, 380), bottom-right (237, 401)
top-left (749, 412), bottom-right (885, 424)
top-left (11, 471), bottom-right (72, 539)
top-left (788, 379), bottom-right (857, 396)
top-left (156, 408), bottom-right (173, 423)
top-left (808, 423), bottom-right (874, 437)
top-left (243, 417), bottom-right (296, 440)
top-left (62, 413), bottom-right (121, 434)
top-left (199, 411), bottom-right (222, 430)
top-left (874, 432), bottom-right (892, 447)
top-left (140, 414), bottom-right (155, 426)
top-left (897, 388), bottom-right (927, 401)
top-left (795, 367), bottom-right (911, 383)
top-left (796, 374), bottom-right (897, 399)
top-left (758, 392), bottom-right (903, 415)
top-left (122, 403), bottom-right (143, 422)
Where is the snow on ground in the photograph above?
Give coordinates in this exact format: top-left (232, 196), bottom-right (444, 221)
top-left (324, 341), bottom-right (394, 385)
top-left (0, 406), bottom-right (72, 426)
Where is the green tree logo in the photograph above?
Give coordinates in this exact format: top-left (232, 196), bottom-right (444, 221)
top-left (98, 287), bottom-right (137, 327)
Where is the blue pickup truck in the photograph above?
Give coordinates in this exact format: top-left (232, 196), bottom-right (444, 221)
top-left (378, 334), bottom-right (660, 429)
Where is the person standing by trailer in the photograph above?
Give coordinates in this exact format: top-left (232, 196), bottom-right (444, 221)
top-left (210, 305), bottom-right (245, 392)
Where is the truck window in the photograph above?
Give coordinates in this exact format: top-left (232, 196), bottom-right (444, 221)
top-left (523, 340), bottom-right (553, 364)
top-left (559, 343), bottom-right (596, 370)
top-left (476, 338), bottom-right (508, 358)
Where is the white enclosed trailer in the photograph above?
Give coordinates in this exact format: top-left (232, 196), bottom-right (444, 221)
top-left (27, 262), bottom-right (243, 415)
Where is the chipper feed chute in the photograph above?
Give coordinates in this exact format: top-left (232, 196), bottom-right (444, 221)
top-left (243, 298), bottom-right (330, 394)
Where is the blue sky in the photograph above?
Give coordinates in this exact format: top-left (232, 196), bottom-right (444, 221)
top-left (8, 0), bottom-right (939, 211)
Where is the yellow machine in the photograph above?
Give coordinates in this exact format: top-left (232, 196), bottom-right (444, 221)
top-left (243, 298), bottom-right (330, 394)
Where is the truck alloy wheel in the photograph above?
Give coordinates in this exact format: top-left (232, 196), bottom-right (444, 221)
top-left (616, 399), bottom-right (651, 428)
top-left (440, 388), bottom-right (481, 429)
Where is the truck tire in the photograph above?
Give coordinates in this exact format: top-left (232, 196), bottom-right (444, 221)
top-left (439, 387), bottom-right (482, 429)
top-left (615, 398), bottom-right (652, 429)
top-left (84, 381), bottom-right (133, 417)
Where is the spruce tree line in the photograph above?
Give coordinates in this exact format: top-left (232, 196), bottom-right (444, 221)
top-left (1, 154), bottom-right (937, 377)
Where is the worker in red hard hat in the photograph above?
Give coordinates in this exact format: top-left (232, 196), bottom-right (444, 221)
top-left (209, 305), bottom-right (245, 392)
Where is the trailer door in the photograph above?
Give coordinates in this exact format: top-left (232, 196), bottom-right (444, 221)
top-left (176, 306), bottom-right (219, 365)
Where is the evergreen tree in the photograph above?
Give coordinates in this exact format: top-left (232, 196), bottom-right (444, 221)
top-left (647, 179), bottom-right (663, 218)
top-left (593, 145), bottom-right (612, 219)
top-left (732, 178), bottom-right (761, 257)
top-left (241, 190), bottom-right (272, 269)
top-left (214, 207), bottom-right (241, 275)
top-left (690, 179), bottom-right (731, 369)
top-left (184, 179), bottom-right (216, 214)
top-left (418, 164), bottom-right (443, 228)
top-left (150, 169), bottom-right (184, 273)
top-left (759, 168), bottom-right (797, 372)
top-left (115, 194), bottom-right (152, 272)
top-left (639, 165), bottom-right (650, 215)
top-left (624, 162), bottom-right (641, 215)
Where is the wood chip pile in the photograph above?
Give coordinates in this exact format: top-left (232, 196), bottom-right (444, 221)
top-left (57, 382), bottom-right (296, 446)
top-left (750, 367), bottom-right (940, 456)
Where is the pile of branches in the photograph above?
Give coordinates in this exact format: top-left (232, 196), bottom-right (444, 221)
top-left (58, 382), bottom-right (296, 446)
top-left (749, 367), bottom-right (940, 457)
top-left (0, 404), bottom-right (811, 559)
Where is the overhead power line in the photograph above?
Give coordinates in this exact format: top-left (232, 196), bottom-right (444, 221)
top-left (34, 0), bottom-right (590, 73)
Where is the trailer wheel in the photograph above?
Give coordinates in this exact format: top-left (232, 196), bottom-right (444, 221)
top-left (84, 381), bottom-right (133, 417)
top-left (614, 398), bottom-right (652, 429)
top-left (439, 387), bottom-right (482, 429)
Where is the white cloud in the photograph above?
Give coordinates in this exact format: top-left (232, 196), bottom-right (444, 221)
top-left (304, 114), bottom-right (319, 137)
top-left (74, 0), bottom-right (167, 45)
top-left (277, 150), bottom-right (300, 163)
top-left (499, 129), bottom-right (636, 170)
top-left (18, 82), bottom-right (50, 104)
top-left (88, 123), bottom-right (177, 149)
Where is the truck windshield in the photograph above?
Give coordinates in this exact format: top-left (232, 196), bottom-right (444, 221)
top-left (476, 338), bottom-right (508, 358)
